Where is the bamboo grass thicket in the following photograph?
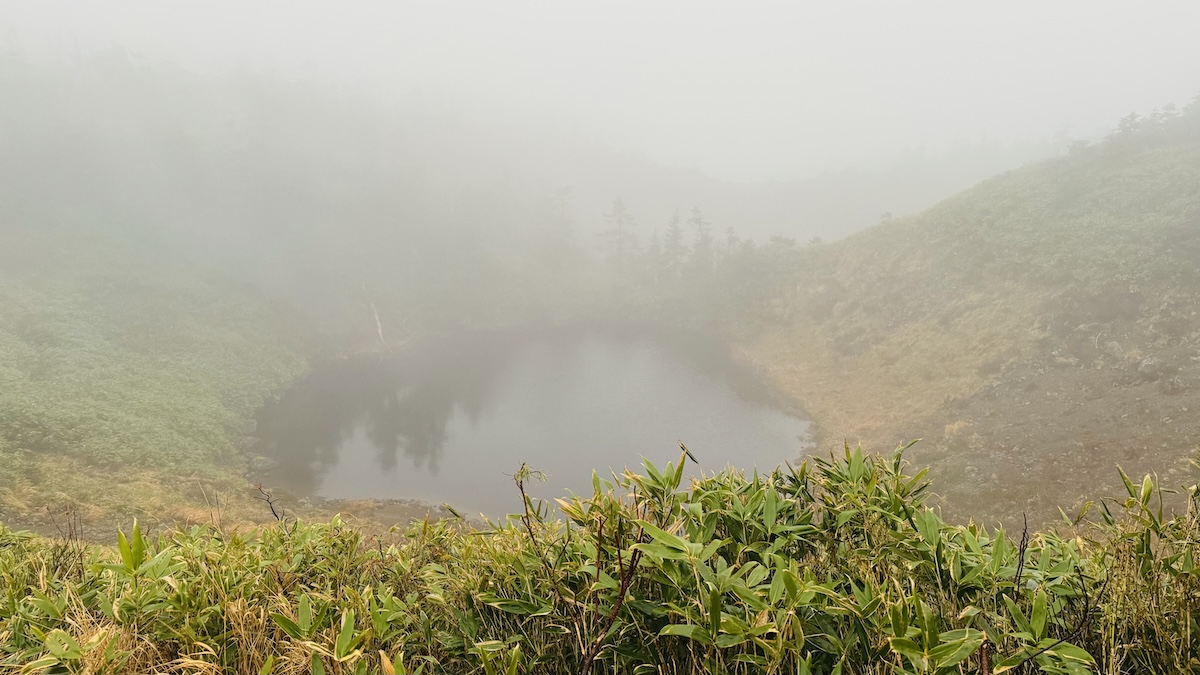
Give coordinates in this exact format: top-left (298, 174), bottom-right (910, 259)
top-left (1, 447), bottom-right (1197, 674)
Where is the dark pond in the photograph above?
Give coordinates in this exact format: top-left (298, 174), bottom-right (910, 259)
top-left (254, 324), bottom-right (812, 518)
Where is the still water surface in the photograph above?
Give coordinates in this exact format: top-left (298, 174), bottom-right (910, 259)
top-left (255, 325), bottom-right (811, 517)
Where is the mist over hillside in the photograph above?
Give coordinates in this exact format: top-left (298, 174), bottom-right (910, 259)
top-left (4, 4), bottom-right (1200, 673)
top-left (0, 47), bottom-right (1069, 248)
top-left (747, 102), bottom-right (1200, 523)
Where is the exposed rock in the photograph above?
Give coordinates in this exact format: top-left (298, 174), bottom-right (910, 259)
top-left (1137, 356), bottom-right (1166, 381)
top-left (1160, 375), bottom-right (1187, 395)
top-left (1103, 340), bottom-right (1124, 360)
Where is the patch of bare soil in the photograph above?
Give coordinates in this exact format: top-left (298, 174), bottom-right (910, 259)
top-left (750, 314), bottom-right (1200, 530)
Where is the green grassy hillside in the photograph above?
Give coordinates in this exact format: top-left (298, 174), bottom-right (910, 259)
top-left (0, 224), bottom-right (310, 532)
top-left (746, 104), bottom-right (1200, 524)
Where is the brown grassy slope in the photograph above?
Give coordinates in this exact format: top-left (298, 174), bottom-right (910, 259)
top-left (742, 114), bottom-right (1200, 526)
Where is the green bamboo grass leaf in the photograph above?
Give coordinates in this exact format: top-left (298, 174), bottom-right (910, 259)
top-left (1139, 474), bottom-right (1154, 506)
top-left (478, 594), bottom-right (544, 616)
top-left (638, 520), bottom-right (689, 552)
top-left (19, 657), bottom-right (62, 674)
top-left (1040, 641), bottom-right (1095, 665)
top-left (634, 541), bottom-right (689, 561)
top-left (117, 530), bottom-right (133, 572)
top-left (991, 528), bottom-right (1008, 575)
top-left (697, 539), bottom-right (725, 562)
top-left (1117, 466), bottom-right (1136, 499)
top-left (914, 510), bottom-right (942, 548)
top-left (888, 636), bottom-right (928, 670)
top-left (270, 614), bottom-right (303, 641)
top-left (130, 519), bottom-right (145, 567)
top-left (1002, 595), bottom-right (1031, 635)
top-left (929, 629), bottom-right (983, 668)
top-left (335, 609), bottom-right (357, 660)
top-left (660, 624), bottom-right (714, 645)
top-left (44, 630), bottom-right (81, 661)
top-left (716, 632), bottom-right (749, 648)
top-left (708, 588), bottom-right (722, 638)
top-left (299, 595), bottom-right (313, 635)
top-left (835, 509), bottom-right (858, 527)
top-left (258, 654), bottom-right (275, 675)
top-left (643, 459), bottom-right (665, 486)
top-left (764, 488), bottom-right (778, 532)
top-left (1030, 589), bottom-right (1048, 641)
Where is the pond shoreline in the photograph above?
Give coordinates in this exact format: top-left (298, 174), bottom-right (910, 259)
top-left (247, 321), bottom-right (815, 520)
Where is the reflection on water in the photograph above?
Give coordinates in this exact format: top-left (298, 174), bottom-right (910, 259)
top-left (255, 324), bottom-right (812, 517)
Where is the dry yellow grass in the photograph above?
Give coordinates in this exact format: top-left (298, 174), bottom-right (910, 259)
top-left (739, 285), bottom-right (1049, 452)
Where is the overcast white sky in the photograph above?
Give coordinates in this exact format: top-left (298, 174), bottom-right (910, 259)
top-left (5, 1), bottom-right (1200, 182)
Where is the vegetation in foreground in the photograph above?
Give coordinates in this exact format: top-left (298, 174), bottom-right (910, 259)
top-left (2, 448), bottom-right (1196, 674)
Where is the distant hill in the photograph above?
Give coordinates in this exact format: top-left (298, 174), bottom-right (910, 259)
top-left (745, 102), bottom-right (1200, 525)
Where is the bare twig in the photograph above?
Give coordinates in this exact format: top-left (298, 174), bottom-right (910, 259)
top-left (254, 484), bottom-right (283, 521)
top-left (593, 516), bottom-right (605, 601)
top-left (1002, 568), bottom-right (1103, 670)
top-left (580, 521), bottom-right (644, 675)
top-left (1014, 513), bottom-right (1030, 593)
top-left (514, 464), bottom-right (564, 605)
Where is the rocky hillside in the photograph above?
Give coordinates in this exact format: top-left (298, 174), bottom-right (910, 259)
top-left (746, 103), bottom-right (1200, 525)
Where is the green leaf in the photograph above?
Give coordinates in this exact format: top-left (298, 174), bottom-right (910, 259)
top-left (336, 609), bottom-right (357, 660)
top-left (1117, 466), bottom-right (1136, 499)
top-left (888, 636), bottom-right (927, 670)
top-left (1139, 474), bottom-right (1154, 506)
top-left (270, 614), bottom-right (303, 641)
top-left (1042, 641), bottom-right (1095, 664)
top-left (44, 630), bottom-right (82, 661)
top-left (715, 633), bottom-right (748, 648)
top-left (299, 595), bottom-right (313, 636)
top-left (638, 520), bottom-right (689, 552)
top-left (1002, 595), bottom-right (1030, 635)
top-left (633, 542), bottom-right (689, 561)
top-left (311, 652), bottom-right (326, 675)
top-left (659, 624), bottom-right (714, 645)
top-left (764, 489), bottom-right (778, 532)
top-left (117, 530), bottom-right (133, 572)
top-left (258, 654), bottom-right (276, 675)
top-left (929, 629), bottom-right (983, 668)
top-left (130, 519), bottom-right (145, 567)
top-left (480, 596), bottom-right (539, 615)
top-left (991, 528), bottom-right (1007, 575)
top-left (914, 510), bottom-right (942, 548)
top-left (1030, 589), bottom-right (1048, 641)
top-left (708, 588), bottom-right (722, 637)
top-left (19, 657), bottom-right (62, 674)
top-left (697, 539), bottom-right (725, 562)
top-left (888, 603), bottom-right (909, 639)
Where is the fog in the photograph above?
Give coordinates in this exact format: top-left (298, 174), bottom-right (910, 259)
top-left (9, 1), bottom-right (1200, 180)
top-left (2, 1), bottom-right (1199, 529)
top-left (6, 6), bottom-right (1200, 669)
top-left (5, 1), bottom-right (1199, 246)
